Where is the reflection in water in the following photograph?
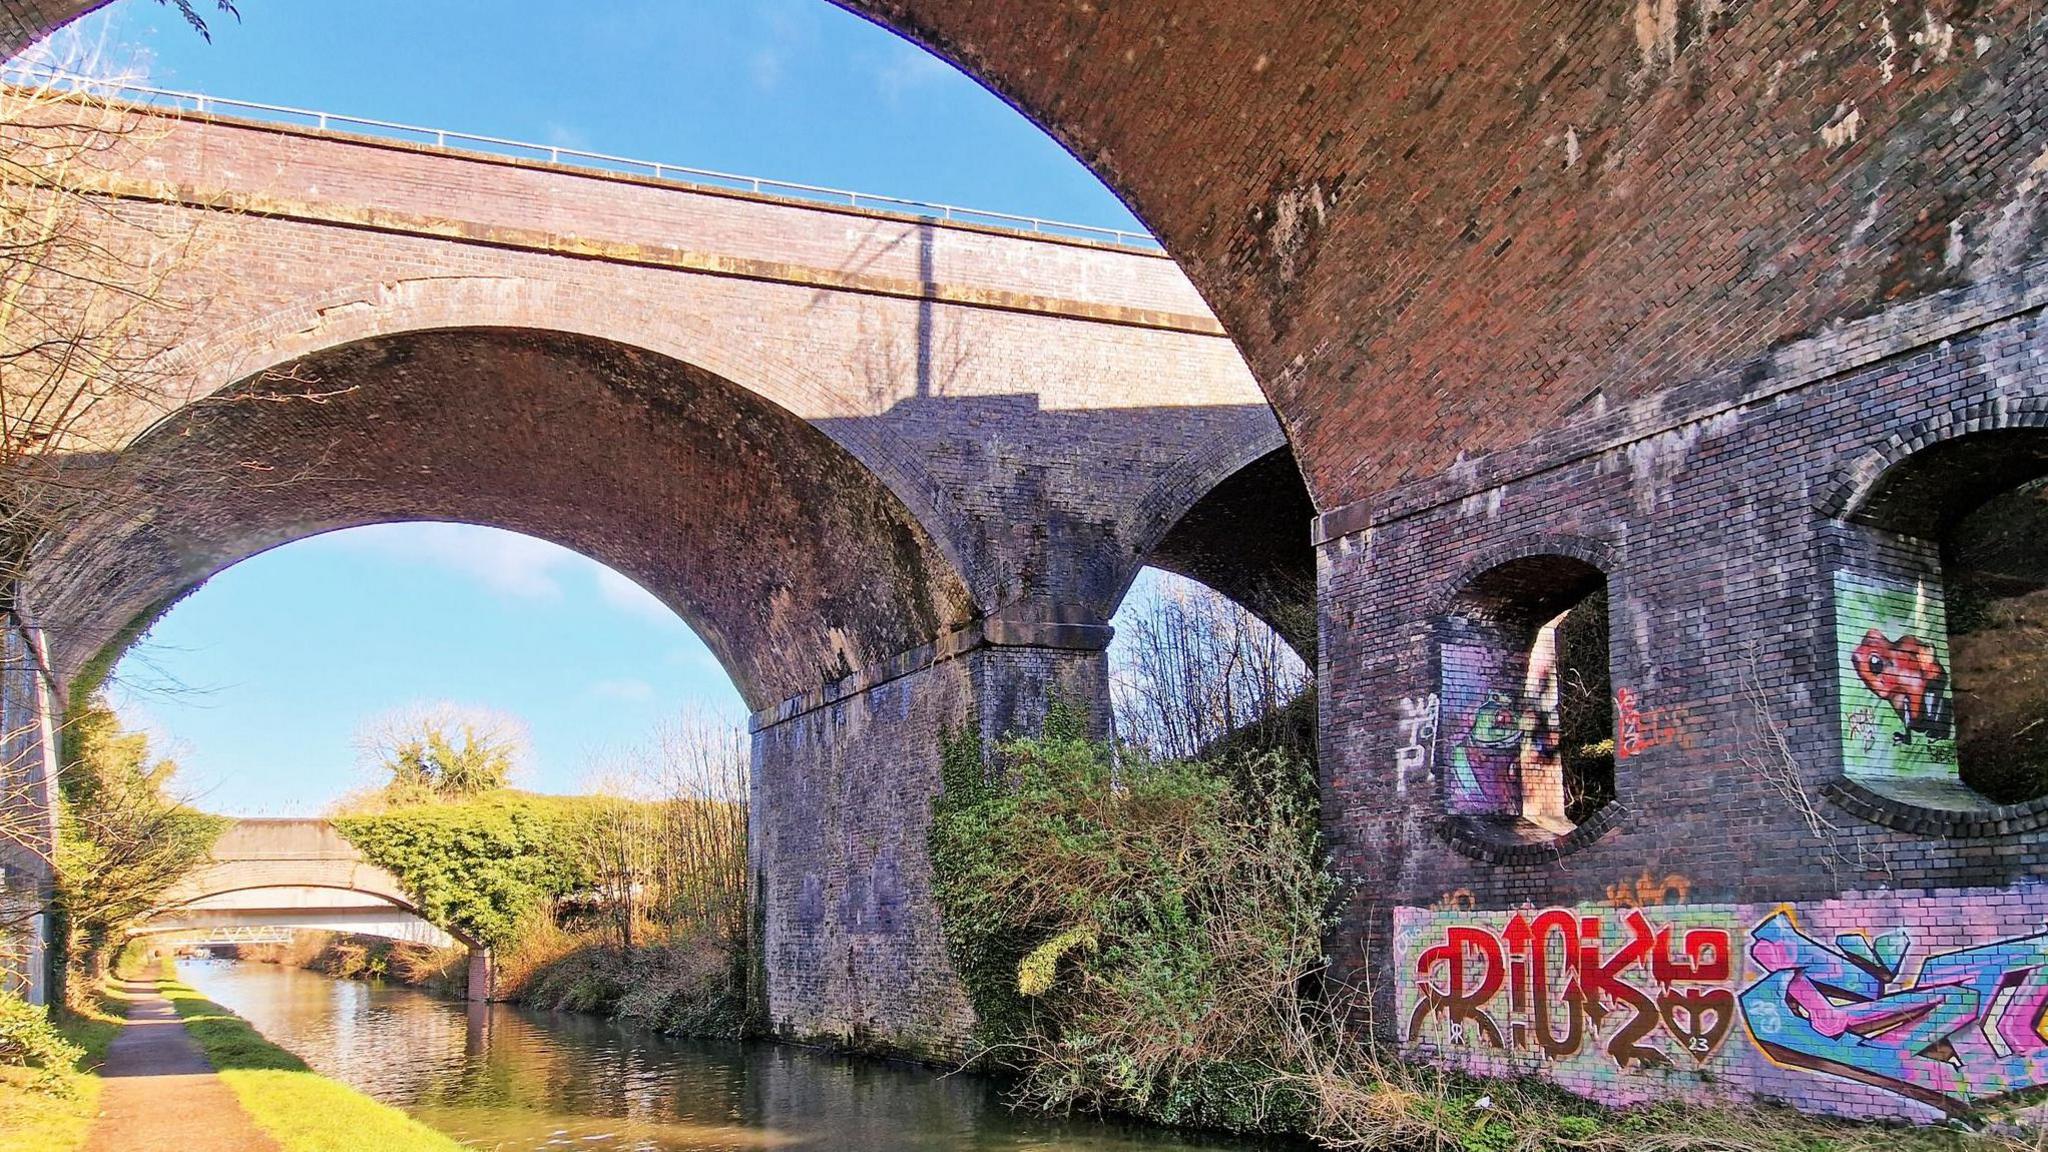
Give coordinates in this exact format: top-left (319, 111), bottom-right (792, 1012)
top-left (177, 959), bottom-right (1282, 1151)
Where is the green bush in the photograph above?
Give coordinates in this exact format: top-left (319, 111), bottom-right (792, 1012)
top-left (334, 794), bottom-right (598, 948)
top-left (0, 989), bottom-right (85, 1095)
top-left (927, 713), bottom-right (1330, 1134)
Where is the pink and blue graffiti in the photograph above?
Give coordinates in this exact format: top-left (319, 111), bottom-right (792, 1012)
top-left (1740, 910), bottom-right (2048, 1116)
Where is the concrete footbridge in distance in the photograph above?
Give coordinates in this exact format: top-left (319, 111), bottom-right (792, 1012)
top-left (133, 819), bottom-right (494, 1000)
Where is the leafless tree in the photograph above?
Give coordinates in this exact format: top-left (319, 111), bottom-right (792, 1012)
top-left (1110, 569), bottom-right (1311, 761)
top-left (573, 708), bottom-right (750, 953)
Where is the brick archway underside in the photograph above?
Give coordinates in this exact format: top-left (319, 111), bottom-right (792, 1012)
top-left (26, 327), bottom-right (977, 710)
top-left (9, 2), bottom-right (2046, 513)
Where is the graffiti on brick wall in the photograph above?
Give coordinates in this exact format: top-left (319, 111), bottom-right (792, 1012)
top-left (1833, 572), bottom-right (1958, 783)
top-left (1404, 907), bottom-right (1739, 1069)
top-left (1613, 687), bottom-right (1694, 759)
top-left (1439, 643), bottom-right (1563, 821)
top-left (1604, 870), bottom-right (1691, 908)
top-left (1394, 692), bottom-right (1440, 795)
top-left (1740, 910), bottom-right (2048, 1116)
top-left (1395, 882), bottom-right (2048, 1123)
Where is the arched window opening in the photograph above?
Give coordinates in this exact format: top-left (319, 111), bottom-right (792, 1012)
top-left (1843, 430), bottom-right (2048, 810)
top-left (1440, 556), bottom-right (1615, 840)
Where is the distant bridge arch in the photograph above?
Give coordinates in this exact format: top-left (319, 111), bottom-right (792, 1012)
top-left (134, 819), bottom-right (493, 998)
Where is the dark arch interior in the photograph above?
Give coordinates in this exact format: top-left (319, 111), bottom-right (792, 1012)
top-left (1441, 554), bottom-right (1614, 838)
top-left (1141, 445), bottom-right (1316, 660)
top-left (1850, 429), bottom-right (2048, 807)
top-left (27, 327), bottom-right (976, 711)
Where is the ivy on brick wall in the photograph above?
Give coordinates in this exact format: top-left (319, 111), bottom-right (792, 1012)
top-left (334, 795), bottom-right (595, 949)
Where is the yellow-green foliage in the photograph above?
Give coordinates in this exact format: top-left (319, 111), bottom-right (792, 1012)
top-left (332, 793), bottom-right (606, 949)
top-left (0, 987), bottom-right (122, 1152)
top-left (1017, 924), bottom-right (1096, 997)
top-left (928, 715), bottom-right (1331, 1134)
top-left (56, 698), bottom-right (227, 970)
top-left (158, 967), bottom-right (462, 1152)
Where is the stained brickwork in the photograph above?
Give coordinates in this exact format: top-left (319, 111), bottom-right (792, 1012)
top-left (11, 1), bottom-right (2048, 1122)
top-left (1323, 267), bottom-right (2048, 1120)
top-left (0, 107), bottom-right (1266, 1051)
top-left (11, 107), bottom-right (1275, 704)
top-left (750, 644), bottom-right (1109, 1055)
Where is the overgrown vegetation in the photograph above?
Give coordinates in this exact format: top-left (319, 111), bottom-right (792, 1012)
top-left (333, 792), bottom-right (588, 950)
top-left (157, 963), bottom-right (464, 1152)
top-left (930, 716), bottom-right (2038, 1150)
top-left (331, 708), bottom-right (752, 1037)
top-left (1944, 478), bottom-right (2048, 804)
top-left (0, 982), bottom-right (121, 1152)
top-left (930, 701), bottom-right (1328, 1133)
top-left (47, 697), bottom-right (225, 986)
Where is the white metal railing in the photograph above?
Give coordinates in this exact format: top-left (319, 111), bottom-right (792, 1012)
top-left (7, 67), bottom-right (1164, 251)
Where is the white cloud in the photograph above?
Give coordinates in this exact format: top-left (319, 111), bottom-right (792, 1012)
top-left (541, 121), bottom-right (589, 151)
top-left (589, 678), bottom-right (657, 703)
top-left (328, 522), bottom-right (572, 601)
top-left (593, 567), bottom-right (678, 624)
top-left (876, 44), bottom-right (955, 102)
top-left (749, 48), bottom-right (785, 92)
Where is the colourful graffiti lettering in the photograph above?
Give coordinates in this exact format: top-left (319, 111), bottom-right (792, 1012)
top-left (1849, 630), bottom-right (1954, 744)
top-left (1739, 910), bottom-right (2048, 1116)
top-left (1613, 687), bottom-right (1694, 759)
top-left (1406, 908), bottom-right (1738, 1070)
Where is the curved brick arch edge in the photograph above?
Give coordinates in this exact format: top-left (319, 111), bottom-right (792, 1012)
top-left (1816, 400), bottom-right (2048, 837)
top-left (1815, 398), bottom-right (2048, 524)
top-left (31, 325), bottom-right (980, 710)
top-left (1426, 534), bottom-right (1626, 862)
top-left (147, 274), bottom-right (988, 610)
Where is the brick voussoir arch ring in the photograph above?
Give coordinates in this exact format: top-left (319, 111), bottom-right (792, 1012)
top-left (144, 274), bottom-right (989, 614)
top-left (1427, 533), bottom-right (1623, 623)
top-left (1109, 415), bottom-right (1294, 613)
top-left (1815, 397), bottom-right (2048, 837)
top-left (1815, 397), bottom-right (2048, 522)
top-left (1428, 532), bottom-right (1628, 864)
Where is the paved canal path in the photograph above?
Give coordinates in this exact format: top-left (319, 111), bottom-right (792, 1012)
top-left (81, 976), bottom-right (281, 1152)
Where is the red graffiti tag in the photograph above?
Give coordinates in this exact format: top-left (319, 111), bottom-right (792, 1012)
top-left (1614, 688), bottom-right (1694, 760)
top-left (1408, 908), bottom-right (1736, 1068)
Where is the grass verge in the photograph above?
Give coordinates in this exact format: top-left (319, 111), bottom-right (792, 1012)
top-left (0, 986), bottom-right (124, 1152)
top-left (156, 962), bottom-right (463, 1152)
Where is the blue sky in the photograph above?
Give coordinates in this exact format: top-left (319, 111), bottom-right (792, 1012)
top-left (45, 2), bottom-right (1162, 815)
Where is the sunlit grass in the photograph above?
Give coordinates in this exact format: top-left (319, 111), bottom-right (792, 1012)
top-left (0, 986), bottom-right (125, 1152)
top-left (157, 965), bottom-right (463, 1152)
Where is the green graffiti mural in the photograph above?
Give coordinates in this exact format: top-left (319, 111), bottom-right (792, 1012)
top-left (1833, 572), bottom-right (1958, 784)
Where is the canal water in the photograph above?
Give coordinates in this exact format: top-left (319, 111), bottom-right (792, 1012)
top-left (177, 958), bottom-right (1284, 1151)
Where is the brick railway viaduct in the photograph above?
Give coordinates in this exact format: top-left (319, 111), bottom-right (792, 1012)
top-left (6, 0), bottom-right (2048, 1126)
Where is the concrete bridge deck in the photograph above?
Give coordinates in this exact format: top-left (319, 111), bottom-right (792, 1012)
top-left (135, 819), bottom-right (486, 998)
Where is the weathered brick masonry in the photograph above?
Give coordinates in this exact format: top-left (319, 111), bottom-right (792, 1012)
top-left (10, 0), bottom-right (2048, 1123)
top-left (0, 107), bottom-right (1282, 1049)
top-left (1323, 268), bottom-right (2048, 1122)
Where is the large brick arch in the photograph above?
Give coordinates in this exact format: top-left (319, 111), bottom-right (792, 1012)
top-left (9, 4), bottom-right (2047, 516)
top-left (28, 316), bottom-right (978, 710)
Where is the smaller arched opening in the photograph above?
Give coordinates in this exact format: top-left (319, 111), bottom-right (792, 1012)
top-left (1837, 427), bottom-right (2048, 820)
top-left (1107, 444), bottom-right (1317, 763)
top-left (1437, 554), bottom-right (1615, 848)
top-left (1108, 567), bottom-right (1313, 763)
